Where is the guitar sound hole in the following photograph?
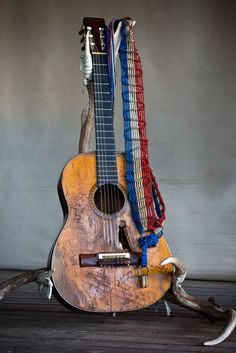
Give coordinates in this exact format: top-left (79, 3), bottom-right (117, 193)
top-left (94, 184), bottom-right (125, 215)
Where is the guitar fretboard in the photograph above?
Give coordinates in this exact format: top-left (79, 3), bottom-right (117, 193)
top-left (92, 53), bottom-right (118, 186)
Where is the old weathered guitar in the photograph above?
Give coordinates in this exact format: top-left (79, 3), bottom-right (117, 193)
top-left (50, 17), bottom-right (172, 313)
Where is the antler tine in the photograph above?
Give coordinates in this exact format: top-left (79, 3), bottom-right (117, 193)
top-left (204, 309), bottom-right (236, 346)
top-left (160, 257), bottom-right (236, 346)
top-left (0, 268), bottom-right (48, 301)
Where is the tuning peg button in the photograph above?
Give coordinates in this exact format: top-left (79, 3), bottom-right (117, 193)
top-left (78, 25), bottom-right (86, 35)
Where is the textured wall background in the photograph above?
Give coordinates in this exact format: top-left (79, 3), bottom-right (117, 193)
top-left (0, 0), bottom-right (235, 280)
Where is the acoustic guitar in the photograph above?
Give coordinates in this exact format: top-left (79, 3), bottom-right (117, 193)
top-left (50, 17), bottom-right (172, 313)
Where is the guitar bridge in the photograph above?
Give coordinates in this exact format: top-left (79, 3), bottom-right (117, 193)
top-left (80, 252), bottom-right (140, 267)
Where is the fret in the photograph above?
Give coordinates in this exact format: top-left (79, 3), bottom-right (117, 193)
top-left (96, 123), bottom-right (113, 126)
top-left (95, 116), bottom-right (113, 120)
top-left (96, 136), bottom-right (115, 140)
top-left (95, 125), bottom-right (113, 129)
top-left (98, 173), bottom-right (118, 177)
top-left (95, 107), bottom-right (112, 110)
top-left (95, 107), bottom-right (112, 111)
top-left (96, 147), bottom-right (116, 150)
top-left (96, 122), bottom-right (113, 126)
top-left (93, 60), bottom-right (107, 66)
top-left (94, 100), bottom-right (111, 103)
top-left (96, 134), bottom-right (115, 139)
top-left (96, 139), bottom-right (115, 142)
top-left (96, 142), bottom-right (115, 146)
top-left (98, 177), bottom-right (118, 180)
top-left (97, 168), bottom-right (118, 172)
top-left (95, 124), bottom-right (114, 128)
top-left (97, 161), bottom-right (117, 165)
top-left (96, 137), bottom-right (115, 143)
top-left (97, 165), bottom-right (116, 169)
top-left (97, 143), bottom-right (115, 149)
top-left (99, 179), bottom-right (118, 182)
top-left (93, 82), bottom-right (110, 86)
top-left (95, 113), bottom-right (112, 116)
top-left (98, 164), bottom-right (117, 169)
top-left (96, 129), bottom-right (114, 132)
top-left (95, 137), bottom-right (116, 144)
top-left (96, 141), bottom-right (115, 144)
top-left (95, 118), bottom-right (113, 121)
top-left (92, 52), bottom-right (118, 185)
top-left (95, 122), bottom-right (113, 126)
top-left (95, 115), bottom-right (113, 118)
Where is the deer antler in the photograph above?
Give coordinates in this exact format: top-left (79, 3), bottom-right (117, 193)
top-left (160, 257), bottom-right (236, 346)
top-left (0, 268), bottom-right (48, 301)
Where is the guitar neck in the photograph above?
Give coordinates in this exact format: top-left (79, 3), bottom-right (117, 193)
top-left (92, 52), bottom-right (118, 186)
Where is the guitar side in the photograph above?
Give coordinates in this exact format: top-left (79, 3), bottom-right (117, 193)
top-left (50, 152), bottom-right (172, 312)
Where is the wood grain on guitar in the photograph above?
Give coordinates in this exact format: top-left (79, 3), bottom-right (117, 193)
top-left (51, 153), bottom-right (172, 312)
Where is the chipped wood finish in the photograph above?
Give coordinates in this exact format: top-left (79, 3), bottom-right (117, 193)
top-left (50, 152), bottom-right (172, 312)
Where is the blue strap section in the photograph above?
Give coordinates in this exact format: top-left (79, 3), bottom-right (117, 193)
top-left (138, 230), bottom-right (163, 267)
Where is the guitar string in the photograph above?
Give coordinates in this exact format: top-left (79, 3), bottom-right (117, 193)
top-left (103, 50), bottom-right (115, 247)
top-left (94, 53), bottom-right (106, 243)
top-left (95, 49), bottom-right (119, 249)
top-left (100, 52), bottom-right (110, 246)
top-left (97, 51), bottom-right (112, 246)
top-left (108, 49), bottom-right (117, 248)
top-left (103, 49), bottom-right (117, 248)
top-left (100, 52), bottom-right (111, 246)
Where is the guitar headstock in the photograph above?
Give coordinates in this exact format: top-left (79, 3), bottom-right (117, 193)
top-left (79, 17), bottom-right (106, 53)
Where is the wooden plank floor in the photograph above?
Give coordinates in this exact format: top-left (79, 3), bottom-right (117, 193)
top-left (0, 270), bottom-right (235, 353)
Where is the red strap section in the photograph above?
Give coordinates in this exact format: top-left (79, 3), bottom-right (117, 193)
top-left (132, 31), bottom-right (166, 232)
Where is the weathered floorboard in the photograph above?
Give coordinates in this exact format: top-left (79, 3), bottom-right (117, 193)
top-left (0, 270), bottom-right (235, 353)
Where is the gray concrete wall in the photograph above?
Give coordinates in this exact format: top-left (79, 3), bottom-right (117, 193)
top-left (0, 0), bottom-right (235, 280)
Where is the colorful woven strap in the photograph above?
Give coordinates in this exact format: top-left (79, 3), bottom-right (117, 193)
top-left (107, 20), bottom-right (166, 264)
top-left (119, 21), bottom-right (166, 232)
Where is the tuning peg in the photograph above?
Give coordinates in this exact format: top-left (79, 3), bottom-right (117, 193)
top-left (78, 25), bottom-right (86, 36)
top-left (80, 35), bottom-right (86, 43)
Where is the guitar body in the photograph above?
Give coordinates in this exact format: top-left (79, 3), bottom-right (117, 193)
top-left (50, 152), bottom-right (172, 312)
